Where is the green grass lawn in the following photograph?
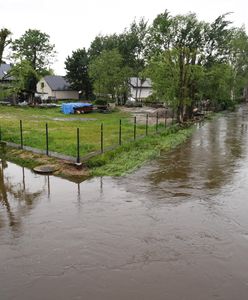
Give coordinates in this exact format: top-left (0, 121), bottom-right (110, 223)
top-left (0, 105), bottom-right (161, 157)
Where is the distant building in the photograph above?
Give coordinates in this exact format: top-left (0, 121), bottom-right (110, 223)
top-left (0, 63), bottom-right (16, 102)
top-left (128, 77), bottom-right (152, 101)
top-left (0, 63), bottom-right (14, 84)
top-left (37, 75), bottom-right (79, 100)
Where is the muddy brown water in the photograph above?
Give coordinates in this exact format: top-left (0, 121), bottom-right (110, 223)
top-left (1, 106), bottom-right (248, 300)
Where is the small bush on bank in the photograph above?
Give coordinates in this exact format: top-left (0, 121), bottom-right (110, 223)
top-left (94, 99), bottom-right (108, 106)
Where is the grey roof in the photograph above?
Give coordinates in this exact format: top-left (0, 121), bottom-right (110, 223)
top-left (0, 63), bottom-right (13, 80)
top-left (44, 75), bottom-right (74, 91)
top-left (129, 77), bottom-right (152, 88)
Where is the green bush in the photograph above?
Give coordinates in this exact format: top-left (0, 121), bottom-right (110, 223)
top-left (94, 99), bottom-right (108, 106)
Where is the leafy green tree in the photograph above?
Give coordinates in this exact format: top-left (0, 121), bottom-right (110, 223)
top-left (12, 29), bottom-right (55, 72)
top-left (88, 20), bottom-right (148, 102)
top-left (0, 28), bottom-right (12, 101)
top-left (147, 11), bottom-right (206, 121)
top-left (200, 63), bottom-right (234, 109)
top-left (65, 48), bottom-right (93, 99)
top-left (203, 13), bottom-right (233, 68)
top-left (201, 20), bottom-right (248, 105)
top-left (88, 34), bottom-right (119, 61)
top-left (89, 19), bottom-right (148, 75)
top-left (145, 49), bottom-right (204, 113)
top-left (89, 49), bottom-right (131, 101)
top-left (145, 11), bottom-right (245, 121)
top-left (145, 50), bottom-right (179, 103)
top-left (9, 60), bottom-right (39, 103)
top-left (0, 28), bottom-right (11, 64)
top-left (11, 29), bottom-right (55, 101)
top-left (228, 27), bottom-right (248, 100)
top-left (119, 19), bottom-right (148, 74)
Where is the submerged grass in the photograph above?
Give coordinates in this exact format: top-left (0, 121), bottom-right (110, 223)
top-left (87, 124), bottom-right (194, 176)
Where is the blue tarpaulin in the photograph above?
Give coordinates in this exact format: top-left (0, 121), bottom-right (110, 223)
top-left (61, 103), bottom-right (93, 114)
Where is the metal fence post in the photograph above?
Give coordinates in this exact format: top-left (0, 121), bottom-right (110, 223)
top-left (146, 114), bottom-right (148, 136)
top-left (164, 111), bottom-right (167, 128)
top-left (46, 123), bottom-right (49, 156)
top-left (119, 119), bottom-right (122, 146)
top-left (20, 120), bottom-right (23, 149)
top-left (77, 127), bottom-right (80, 163)
top-left (101, 123), bottom-right (103, 153)
top-left (77, 128), bottom-right (80, 164)
top-left (156, 112), bottom-right (159, 132)
top-left (134, 116), bottom-right (136, 141)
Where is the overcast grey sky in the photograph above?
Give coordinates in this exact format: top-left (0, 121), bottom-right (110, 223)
top-left (0, 0), bottom-right (247, 75)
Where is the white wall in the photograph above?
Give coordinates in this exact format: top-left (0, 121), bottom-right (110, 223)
top-left (53, 90), bottom-right (79, 100)
top-left (36, 79), bottom-right (51, 99)
top-left (37, 79), bottom-right (78, 100)
top-left (130, 86), bottom-right (152, 100)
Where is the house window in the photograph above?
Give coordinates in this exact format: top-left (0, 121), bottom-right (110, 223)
top-left (41, 82), bottom-right (44, 89)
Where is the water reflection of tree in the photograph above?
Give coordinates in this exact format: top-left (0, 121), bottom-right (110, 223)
top-left (145, 111), bottom-right (248, 194)
top-left (149, 139), bottom-right (193, 185)
top-left (0, 160), bottom-right (44, 233)
top-left (225, 116), bottom-right (246, 158)
top-left (0, 161), bottom-right (17, 228)
top-left (204, 115), bottom-right (245, 189)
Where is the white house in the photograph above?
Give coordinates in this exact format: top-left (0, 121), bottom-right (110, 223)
top-left (37, 75), bottom-right (79, 100)
top-left (128, 77), bottom-right (152, 101)
top-left (0, 63), bottom-right (16, 102)
top-left (0, 63), bottom-right (14, 84)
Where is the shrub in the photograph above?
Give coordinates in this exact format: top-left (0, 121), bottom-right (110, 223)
top-left (94, 99), bottom-right (108, 106)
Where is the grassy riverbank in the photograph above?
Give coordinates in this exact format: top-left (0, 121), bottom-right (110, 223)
top-left (1, 123), bottom-right (195, 179)
top-left (87, 124), bottom-right (194, 176)
top-left (0, 105), bottom-right (197, 179)
top-left (0, 105), bottom-right (160, 157)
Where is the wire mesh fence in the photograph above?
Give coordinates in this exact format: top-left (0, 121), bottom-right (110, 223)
top-left (0, 113), bottom-right (176, 162)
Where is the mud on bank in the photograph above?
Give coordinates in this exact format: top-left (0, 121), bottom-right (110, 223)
top-left (0, 147), bottom-right (90, 182)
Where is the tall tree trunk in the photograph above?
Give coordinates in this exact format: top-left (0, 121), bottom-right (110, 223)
top-left (0, 29), bottom-right (11, 64)
top-left (177, 49), bottom-right (186, 123)
top-left (135, 77), bottom-right (138, 101)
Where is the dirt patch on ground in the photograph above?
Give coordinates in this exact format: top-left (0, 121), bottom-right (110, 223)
top-left (119, 106), bottom-right (174, 125)
top-left (51, 117), bottom-right (97, 122)
top-left (119, 106), bottom-right (158, 115)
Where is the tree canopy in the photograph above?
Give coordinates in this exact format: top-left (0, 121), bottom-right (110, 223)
top-left (65, 48), bottom-right (93, 99)
top-left (89, 49), bottom-right (131, 101)
top-left (144, 11), bottom-right (248, 121)
top-left (11, 29), bottom-right (56, 101)
top-left (1, 10), bottom-right (248, 119)
top-left (12, 29), bottom-right (55, 72)
top-left (0, 28), bottom-right (11, 64)
top-left (88, 19), bottom-right (148, 76)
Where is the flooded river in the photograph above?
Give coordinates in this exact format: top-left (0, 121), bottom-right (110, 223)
top-left (1, 106), bottom-right (248, 300)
